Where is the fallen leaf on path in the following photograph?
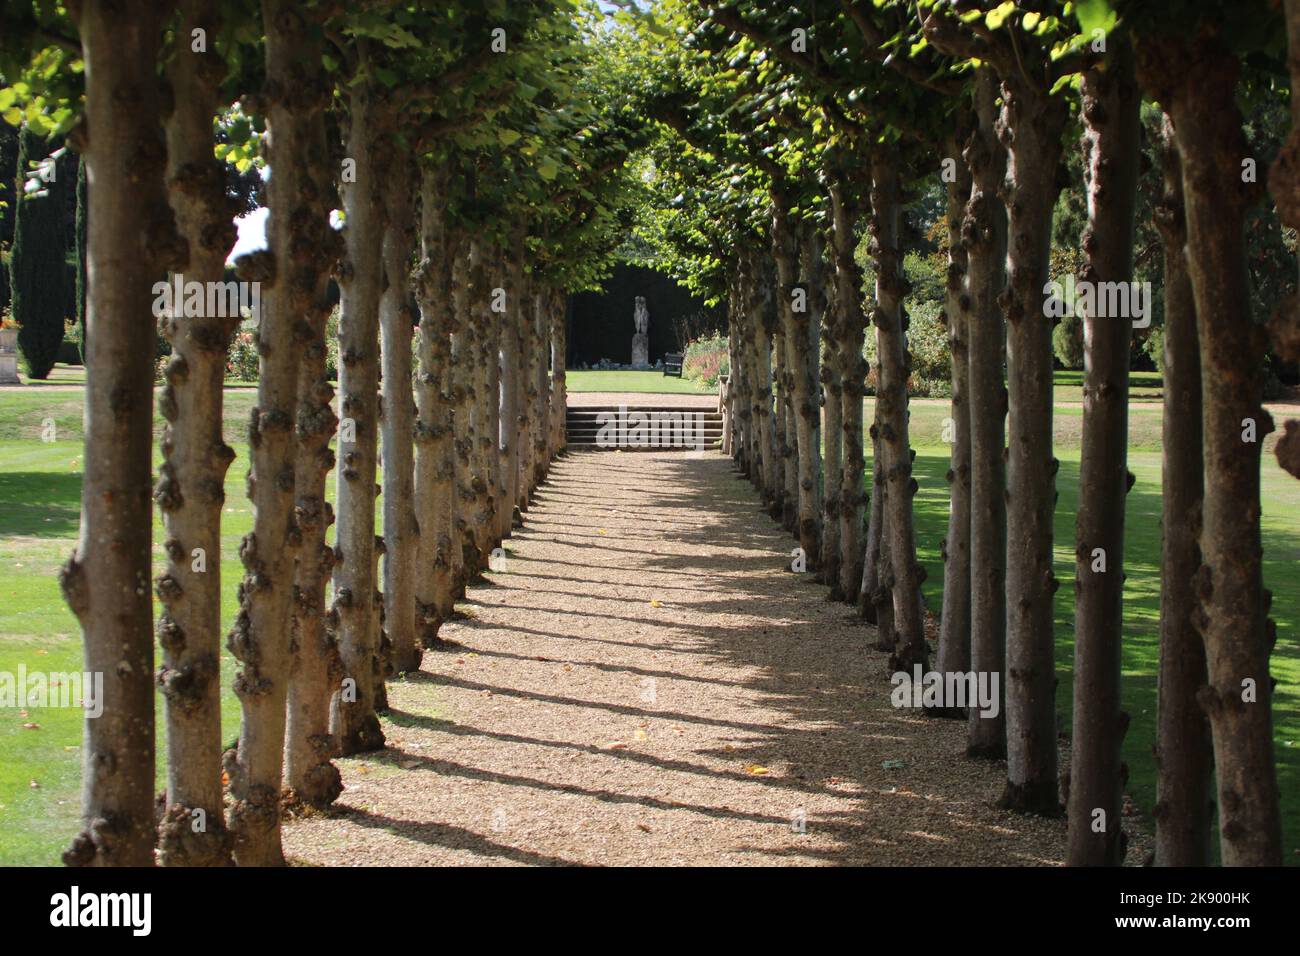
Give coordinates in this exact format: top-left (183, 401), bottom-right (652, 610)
top-left (882, 759), bottom-right (905, 770)
top-left (745, 765), bottom-right (770, 776)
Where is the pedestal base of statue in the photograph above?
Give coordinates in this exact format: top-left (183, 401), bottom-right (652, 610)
top-left (631, 334), bottom-right (649, 368)
top-left (0, 353), bottom-right (21, 385)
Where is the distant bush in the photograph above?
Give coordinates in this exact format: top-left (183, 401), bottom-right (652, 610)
top-left (860, 298), bottom-right (952, 397)
top-left (227, 329), bottom-right (258, 381)
top-left (684, 332), bottom-right (729, 389)
top-left (1053, 311), bottom-right (1085, 369)
top-left (222, 307), bottom-right (339, 383)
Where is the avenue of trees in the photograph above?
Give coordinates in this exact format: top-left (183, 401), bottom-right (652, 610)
top-left (0, 0), bottom-right (1295, 868)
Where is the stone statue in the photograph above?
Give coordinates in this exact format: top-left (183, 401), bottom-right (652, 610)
top-left (631, 296), bottom-right (650, 368)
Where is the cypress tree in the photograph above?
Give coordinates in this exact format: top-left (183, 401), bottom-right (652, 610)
top-left (0, 121), bottom-right (18, 314)
top-left (8, 127), bottom-right (69, 379)
top-left (74, 155), bottom-right (86, 360)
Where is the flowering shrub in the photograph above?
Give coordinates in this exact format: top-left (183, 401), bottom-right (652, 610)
top-left (683, 332), bottom-right (729, 389)
top-left (227, 329), bottom-right (259, 381)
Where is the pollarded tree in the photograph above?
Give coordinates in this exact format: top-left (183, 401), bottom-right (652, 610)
top-left (1150, 111), bottom-right (1211, 866)
top-left (153, 0), bottom-right (249, 866)
top-left (1067, 24), bottom-right (1142, 867)
top-left (328, 36), bottom-right (389, 756)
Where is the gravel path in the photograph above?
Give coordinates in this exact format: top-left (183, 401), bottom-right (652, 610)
top-left (282, 450), bottom-right (1150, 866)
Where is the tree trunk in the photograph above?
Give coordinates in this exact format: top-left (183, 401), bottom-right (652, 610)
top-left (1151, 113), bottom-right (1212, 867)
top-left (283, 109), bottom-right (343, 818)
top-left (999, 75), bottom-right (1067, 815)
top-left (1067, 38), bottom-right (1141, 867)
top-left (752, 266), bottom-right (780, 507)
top-left (858, 420), bottom-right (885, 624)
top-left (549, 288), bottom-right (568, 457)
top-left (964, 69), bottom-right (1009, 758)
top-left (379, 159), bottom-right (420, 675)
top-left (868, 154), bottom-right (927, 671)
top-left (828, 175), bottom-right (868, 602)
top-left (498, 245), bottom-right (521, 541)
top-left (223, 0), bottom-right (331, 866)
top-left (771, 191), bottom-right (821, 562)
top-left (1138, 34), bottom-right (1284, 865)
top-left (452, 246), bottom-right (481, 585)
top-left (414, 166), bottom-right (458, 645)
top-left (935, 130), bottom-right (974, 692)
top-left (331, 86), bottom-right (387, 757)
top-left (818, 236), bottom-right (844, 592)
top-left (60, 0), bottom-right (179, 868)
top-left (155, 0), bottom-right (238, 866)
top-left (469, 241), bottom-right (497, 569)
top-left (527, 287), bottom-right (548, 494)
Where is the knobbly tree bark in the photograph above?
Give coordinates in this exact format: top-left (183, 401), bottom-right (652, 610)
top-left (1137, 33), bottom-right (1283, 865)
top-left (498, 243), bottom-right (522, 540)
top-left (331, 82), bottom-right (387, 757)
top-left (414, 165), bottom-right (458, 645)
top-left (154, 0), bottom-right (238, 867)
top-left (963, 70), bottom-right (1008, 758)
top-left (380, 159), bottom-right (421, 675)
top-left (827, 175), bottom-right (868, 603)
top-left (283, 96), bottom-right (344, 814)
top-left (223, 0), bottom-right (331, 866)
top-left (468, 240), bottom-right (497, 570)
top-left (1067, 38), bottom-right (1141, 867)
top-left (530, 289), bottom-right (550, 490)
top-left (771, 191), bottom-right (821, 563)
top-left (453, 245), bottom-right (484, 582)
top-left (1151, 113), bottom-right (1211, 867)
top-left (751, 262), bottom-right (780, 507)
top-left (935, 130), bottom-right (974, 692)
top-left (549, 288), bottom-right (568, 457)
top-left (868, 154), bottom-right (926, 671)
top-left (60, 0), bottom-right (181, 868)
top-left (997, 74), bottom-right (1068, 815)
top-left (818, 231), bottom-right (844, 590)
top-left (858, 421), bottom-right (885, 624)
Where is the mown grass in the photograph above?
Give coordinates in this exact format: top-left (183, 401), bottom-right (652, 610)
top-left (565, 369), bottom-right (710, 394)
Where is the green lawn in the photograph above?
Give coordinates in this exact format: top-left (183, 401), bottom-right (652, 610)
top-left (1052, 369), bottom-right (1165, 403)
top-left (565, 369), bottom-right (711, 394)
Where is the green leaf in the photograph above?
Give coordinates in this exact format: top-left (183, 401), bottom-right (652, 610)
top-left (1073, 0), bottom-right (1116, 36)
top-left (985, 1), bottom-right (1016, 30)
top-left (498, 128), bottom-right (522, 146)
top-left (2, 108), bottom-right (21, 127)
